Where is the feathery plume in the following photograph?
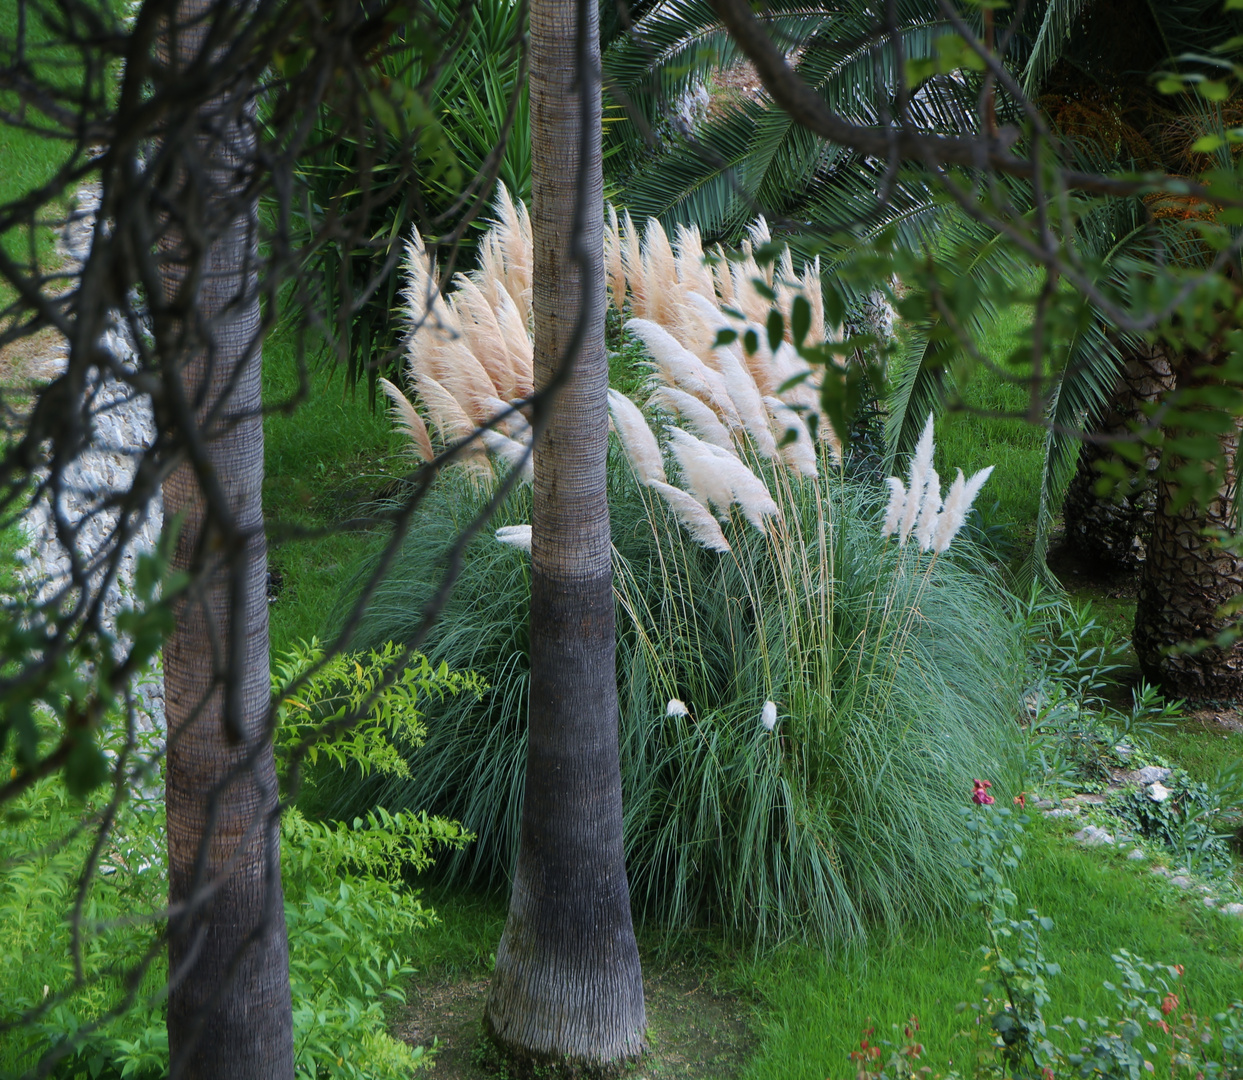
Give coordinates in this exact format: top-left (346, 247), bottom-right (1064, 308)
top-left (718, 345), bottom-right (777, 457)
top-left (674, 222), bottom-right (716, 299)
top-left (932, 465), bottom-right (994, 553)
top-left (642, 218), bottom-right (680, 328)
top-left (414, 373), bottom-right (475, 445)
top-left (621, 209), bottom-right (645, 317)
top-left (648, 480), bottom-right (732, 553)
top-left (666, 698), bottom-right (690, 717)
top-left (712, 244), bottom-right (736, 305)
top-left (712, 447), bottom-right (781, 530)
top-left (379, 377), bottom-right (434, 462)
top-left (608, 389), bottom-right (666, 484)
top-left (482, 395), bottom-right (531, 440)
top-left (761, 700), bottom-right (778, 731)
top-left (914, 468), bottom-right (941, 551)
top-left (495, 524), bottom-right (532, 551)
top-left (666, 428), bottom-right (736, 512)
top-left (481, 429), bottom-right (534, 483)
top-left (604, 203), bottom-right (627, 312)
top-left (492, 182), bottom-right (532, 319)
top-left (648, 386), bottom-right (734, 451)
top-left (764, 397), bottom-right (818, 478)
top-left (493, 290), bottom-right (534, 395)
top-left (626, 318), bottom-right (740, 427)
top-left (881, 477), bottom-right (907, 538)
top-left (800, 256), bottom-right (828, 345)
top-left (899, 413), bottom-right (936, 544)
top-left (449, 275), bottom-right (516, 399)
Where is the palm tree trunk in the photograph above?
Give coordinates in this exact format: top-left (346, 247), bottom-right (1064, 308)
top-left (1134, 351), bottom-right (1243, 700)
top-left (484, 0), bottom-right (647, 1065)
top-left (1062, 343), bottom-right (1173, 570)
top-left (157, 4), bottom-right (293, 1076)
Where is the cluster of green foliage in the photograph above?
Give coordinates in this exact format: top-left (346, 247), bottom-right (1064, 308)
top-left (326, 417), bottom-right (1028, 943)
top-left (0, 640), bottom-right (476, 1080)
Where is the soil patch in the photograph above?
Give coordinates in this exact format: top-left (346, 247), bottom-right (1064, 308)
top-left (393, 962), bottom-right (756, 1079)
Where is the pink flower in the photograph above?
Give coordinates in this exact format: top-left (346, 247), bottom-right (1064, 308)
top-left (972, 779), bottom-right (995, 805)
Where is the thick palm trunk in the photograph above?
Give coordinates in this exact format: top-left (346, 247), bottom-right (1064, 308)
top-left (484, 0), bottom-right (646, 1065)
top-left (1134, 353), bottom-right (1243, 700)
top-left (158, 5), bottom-right (293, 1076)
top-left (1062, 344), bottom-right (1173, 570)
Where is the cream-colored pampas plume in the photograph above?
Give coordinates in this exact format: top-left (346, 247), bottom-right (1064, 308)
top-left (764, 397), bottom-right (818, 478)
top-left (898, 413), bottom-right (936, 545)
top-left (482, 395), bottom-right (531, 440)
top-left (648, 480), bottom-right (732, 553)
top-left (674, 223), bottom-right (716, 300)
top-left (716, 344), bottom-right (777, 457)
top-left (914, 467), bottom-right (941, 551)
top-left (605, 203), bottom-right (627, 313)
top-left (621, 208), bottom-right (645, 317)
top-left (448, 276), bottom-right (517, 400)
top-left (665, 428), bottom-right (736, 513)
top-left (641, 218), bottom-right (680, 328)
top-left (608, 389), bottom-right (666, 485)
top-left (800, 256), bottom-right (828, 344)
top-left (744, 218), bottom-right (774, 287)
top-left (712, 250), bottom-right (736, 307)
top-left (481, 428), bottom-right (533, 483)
top-left (881, 477), bottom-right (906, 538)
top-left (492, 183), bottom-right (532, 320)
top-left (932, 465), bottom-right (995, 553)
top-left (379, 377), bottom-right (434, 462)
top-left (626, 318), bottom-right (741, 428)
top-left (493, 291), bottom-right (534, 396)
top-left (648, 386), bottom-right (734, 451)
top-left (495, 524), bottom-right (532, 551)
top-left (425, 338), bottom-right (497, 423)
top-left (414, 373), bottom-right (475, 445)
top-left (667, 428), bottom-right (779, 530)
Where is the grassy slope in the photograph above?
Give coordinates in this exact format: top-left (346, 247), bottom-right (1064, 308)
top-left (262, 321), bottom-right (402, 657)
top-left (741, 814), bottom-right (1243, 1079)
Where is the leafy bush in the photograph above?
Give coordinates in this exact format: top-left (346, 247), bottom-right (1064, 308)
top-left (0, 641), bottom-right (474, 1079)
top-left (331, 449), bottom-right (1027, 943)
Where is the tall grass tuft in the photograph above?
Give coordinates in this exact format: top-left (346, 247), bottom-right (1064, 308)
top-left (326, 197), bottom-right (1028, 944)
top-left (328, 457), bottom-right (1025, 943)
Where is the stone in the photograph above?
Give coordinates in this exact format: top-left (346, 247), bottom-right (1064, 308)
top-left (1043, 808), bottom-right (1079, 819)
top-left (1034, 799), bottom-right (1056, 810)
top-left (1170, 875), bottom-right (1193, 889)
top-left (1115, 744), bottom-right (1135, 759)
top-left (1073, 826), bottom-right (1114, 847)
top-left (1127, 848), bottom-right (1146, 861)
top-left (1203, 896), bottom-right (1217, 908)
top-left (1147, 782), bottom-right (1172, 802)
top-left (1221, 903), bottom-right (1243, 917)
top-left (1135, 766), bottom-right (1172, 785)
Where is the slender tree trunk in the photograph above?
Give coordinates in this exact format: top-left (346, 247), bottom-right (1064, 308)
top-left (1134, 350), bottom-right (1243, 700)
top-left (157, 4), bottom-right (293, 1076)
top-left (1062, 343), bottom-right (1173, 570)
top-left (484, 0), bottom-right (647, 1066)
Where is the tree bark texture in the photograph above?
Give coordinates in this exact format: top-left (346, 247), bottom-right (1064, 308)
top-left (484, 0), bottom-right (647, 1066)
top-left (1062, 344), bottom-right (1174, 570)
top-left (157, 5), bottom-right (294, 1076)
top-left (1134, 351), bottom-right (1243, 701)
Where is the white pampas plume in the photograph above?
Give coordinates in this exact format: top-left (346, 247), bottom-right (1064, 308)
top-left (379, 377), bottom-right (435, 462)
top-left (717, 345), bottom-right (777, 457)
top-left (449, 275), bottom-right (516, 399)
top-left (899, 413), bottom-right (936, 545)
top-left (666, 698), bottom-right (690, 717)
top-left (493, 290), bottom-right (534, 395)
top-left (432, 339), bottom-right (498, 423)
top-left (642, 217), bottom-right (680, 327)
top-left (881, 477), bottom-right (907, 538)
top-left (666, 427), bottom-right (736, 513)
top-left (621, 208), bottom-right (645, 316)
top-left (495, 525), bottom-right (532, 551)
top-left (800, 256), bottom-right (827, 345)
top-left (674, 223), bottom-right (716, 299)
top-left (492, 183), bottom-right (532, 319)
top-left (604, 203), bottom-right (627, 312)
top-left (763, 397), bottom-right (818, 478)
top-left (648, 480), bottom-right (732, 553)
top-left (932, 465), bottom-right (995, 553)
top-left (482, 395), bottom-right (531, 440)
top-left (414, 373), bottom-right (475, 444)
top-left (712, 245), bottom-right (736, 305)
top-left (648, 387), bottom-right (734, 451)
top-left (481, 428), bottom-right (534, 483)
top-left (914, 468), bottom-right (941, 551)
top-left (626, 318), bottom-right (740, 427)
top-left (608, 389), bottom-right (666, 484)
top-left (713, 449), bottom-right (781, 530)
top-left (761, 700), bottom-right (778, 731)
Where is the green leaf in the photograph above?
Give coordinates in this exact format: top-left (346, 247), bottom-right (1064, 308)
top-left (766, 310), bottom-right (784, 353)
top-left (791, 295), bottom-right (811, 348)
top-left (713, 328), bottom-right (738, 347)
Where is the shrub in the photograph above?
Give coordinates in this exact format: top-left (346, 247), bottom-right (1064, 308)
top-left (332, 447), bottom-right (1027, 943)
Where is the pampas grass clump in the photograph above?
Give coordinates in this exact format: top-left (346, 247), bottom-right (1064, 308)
top-left (327, 193), bottom-right (1025, 945)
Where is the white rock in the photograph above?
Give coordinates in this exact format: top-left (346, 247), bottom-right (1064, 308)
top-left (1073, 826), bottom-right (1114, 847)
top-left (1126, 848), bottom-right (1146, 861)
top-left (1221, 903), bottom-right (1243, 917)
top-left (1170, 875), bottom-right (1193, 889)
top-left (1147, 782), bottom-right (1171, 802)
top-left (1043, 808), bottom-right (1079, 819)
top-left (1136, 766), bottom-right (1171, 785)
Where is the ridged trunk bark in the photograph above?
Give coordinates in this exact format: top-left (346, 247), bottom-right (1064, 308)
top-left (483, 0), bottom-right (647, 1067)
top-left (1134, 351), bottom-right (1243, 700)
top-left (157, 4), bottom-right (294, 1076)
top-left (1062, 344), bottom-right (1174, 570)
